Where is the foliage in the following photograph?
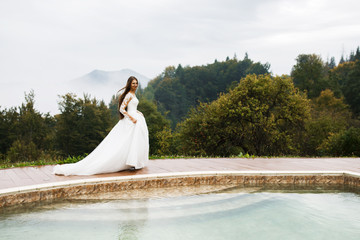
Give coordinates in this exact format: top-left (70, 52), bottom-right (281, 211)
top-left (291, 54), bottom-right (332, 98)
top-left (2, 48), bottom-right (360, 167)
top-left (318, 127), bottom-right (360, 156)
top-left (0, 91), bottom-right (55, 162)
top-left (302, 89), bottom-right (352, 156)
top-left (0, 107), bottom-right (18, 154)
top-left (56, 93), bottom-right (112, 156)
top-left (108, 94), bottom-right (120, 126)
top-left (137, 97), bottom-right (171, 155)
top-left (330, 60), bottom-right (360, 115)
top-left (6, 140), bottom-right (40, 163)
top-left (155, 126), bottom-right (179, 156)
top-left (177, 74), bottom-right (310, 156)
top-left (57, 154), bottom-right (87, 164)
top-left (144, 55), bottom-right (270, 127)
top-left (0, 154), bottom-right (83, 169)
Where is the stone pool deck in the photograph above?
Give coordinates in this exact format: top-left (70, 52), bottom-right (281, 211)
top-left (1, 158), bottom-right (360, 207)
top-left (1, 158), bottom-right (360, 190)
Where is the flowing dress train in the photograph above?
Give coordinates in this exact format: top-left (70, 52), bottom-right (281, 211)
top-left (53, 93), bottom-right (149, 176)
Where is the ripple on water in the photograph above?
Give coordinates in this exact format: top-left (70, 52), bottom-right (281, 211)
top-left (1, 186), bottom-right (360, 240)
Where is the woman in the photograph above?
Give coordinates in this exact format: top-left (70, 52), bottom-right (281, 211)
top-left (53, 76), bottom-right (149, 176)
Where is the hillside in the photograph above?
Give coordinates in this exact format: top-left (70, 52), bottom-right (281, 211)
top-left (143, 55), bottom-right (270, 127)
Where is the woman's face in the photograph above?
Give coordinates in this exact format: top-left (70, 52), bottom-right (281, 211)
top-left (130, 79), bottom-right (138, 91)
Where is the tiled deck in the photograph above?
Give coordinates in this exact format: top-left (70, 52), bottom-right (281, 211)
top-left (1, 157), bottom-right (359, 191)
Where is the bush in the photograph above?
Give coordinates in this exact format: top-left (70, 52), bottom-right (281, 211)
top-left (177, 74), bottom-right (310, 156)
top-left (302, 89), bottom-right (352, 155)
top-left (318, 127), bottom-right (360, 156)
top-left (6, 140), bottom-right (40, 162)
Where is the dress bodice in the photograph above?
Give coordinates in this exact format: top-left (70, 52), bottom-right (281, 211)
top-left (119, 93), bottom-right (138, 117)
top-left (127, 93), bottom-right (138, 113)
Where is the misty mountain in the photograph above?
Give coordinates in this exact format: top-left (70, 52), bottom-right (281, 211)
top-left (68, 69), bottom-right (151, 104)
top-left (73, 69), bottom-right (150, 88)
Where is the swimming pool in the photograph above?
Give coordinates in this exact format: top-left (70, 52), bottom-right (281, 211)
top-left (1, 186), bottom-right (360, 240)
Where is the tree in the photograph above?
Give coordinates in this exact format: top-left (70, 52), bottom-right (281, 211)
top-left (291, 54), bottom-right (328, 98)
top-left (339, 55), bottom-right (345, 64)
top-left (146, 56), bottom-right (270, 127)
top-left (356, 47), bottom-right (360, 61)
top-left (330, 60), bottom-right (360, 115)
top-left (108, 94), bottom-right (120, 126)
top-left (302, 89), bottom-right (352, 156)
top-left (0, 107), bottom-right (18, 156)
top-left (341, 60), bottom-right (360, 115)
top-left (16, 91), bottom-right (55, 151)
top-left (177, 74), bottom-right (310, 156)
top-left (318, 127), bottom-right (360, 156)
top-left (56, 93), bottom-right (112, 156)
top-left (155, 126), bottom-right (177, 156)
top-left (137, 97), bottom-right (171, 155)
top-left (1, 91), bottom-right (55, 162)
top-left (327, 57), bottom-right (336, 69)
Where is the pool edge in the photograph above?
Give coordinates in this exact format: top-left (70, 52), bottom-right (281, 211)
top-left (1, 171), bottom-right (359, 208)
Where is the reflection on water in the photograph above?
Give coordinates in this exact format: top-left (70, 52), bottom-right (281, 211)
top-left (1, 186), bottom-right (360, 240)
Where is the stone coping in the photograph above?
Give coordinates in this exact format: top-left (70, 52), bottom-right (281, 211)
top-left (1, 170), bottom-right (360, 208)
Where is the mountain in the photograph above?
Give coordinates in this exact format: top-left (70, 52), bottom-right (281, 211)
top-left (73, 69), bottom-right (150, 88)
top-left (67, 69), bottom-right (151, 104)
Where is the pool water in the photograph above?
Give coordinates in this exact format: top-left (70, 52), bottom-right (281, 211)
top-left (1, 188), bottom-right (360, 240)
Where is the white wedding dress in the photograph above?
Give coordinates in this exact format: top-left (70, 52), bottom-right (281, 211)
top-left (53, 92), bottom-right (149, 176)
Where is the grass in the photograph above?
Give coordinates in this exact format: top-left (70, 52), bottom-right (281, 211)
top-left (0, 155), bottom-right (204, 169)
top-left (0, 153), bottom-right (260, 169)
top-left (0, 154), bottom-right (88, 169)
top-left (0, 159), bottom-right (58, 169)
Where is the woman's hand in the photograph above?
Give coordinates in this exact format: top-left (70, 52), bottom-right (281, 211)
top-left (127, 113), bottom-right (137, 124)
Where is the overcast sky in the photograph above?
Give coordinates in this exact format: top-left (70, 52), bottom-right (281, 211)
top-left (1, 0), bottom-right (359, 114)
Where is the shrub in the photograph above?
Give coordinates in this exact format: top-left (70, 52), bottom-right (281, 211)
top-left (318, 127), bottom-right (360, 156)
top-left (7, 140), bottom-right (40, 162)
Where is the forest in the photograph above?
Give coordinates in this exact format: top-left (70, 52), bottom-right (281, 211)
top-left (1, 47), bottom-right (360, 166)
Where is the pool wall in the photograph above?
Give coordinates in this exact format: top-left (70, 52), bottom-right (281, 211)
top-left (1, 171), bottom-right (359, 208)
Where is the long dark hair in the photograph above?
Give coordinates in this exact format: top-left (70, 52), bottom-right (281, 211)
top-left (118, 76), bottom-right (138, 119)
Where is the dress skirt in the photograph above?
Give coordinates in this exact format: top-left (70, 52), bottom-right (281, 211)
top-left (53, 111), bottom-right (149, 176)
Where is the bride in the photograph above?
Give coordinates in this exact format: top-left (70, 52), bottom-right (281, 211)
top-left (53, 76), bottom-right (149, 176)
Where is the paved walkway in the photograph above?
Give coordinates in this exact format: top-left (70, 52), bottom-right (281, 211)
top-left (0, 158), bottom-right (359, 190)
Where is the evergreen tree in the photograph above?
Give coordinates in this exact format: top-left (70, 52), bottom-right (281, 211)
top-left (145, 57), bottom-right (270, 127)
top-left (355, 47), bottom-right (360, 61)
top-left (328, 57), bottom-right (336, 69)
top-left (330, 60), bottom-right (360, 116)
top-left (0, 107), bottom-right (18, 156)
top-left (291, 54), bottom-right (329, 98)
top-left (56, 93), bottom-right (112, 156)
top-left (2, 91), bottom-right (55, 162)
top-left (339, 55), bottom-right (345, 64)
top-left (349, 51), bottom-right (356, 62)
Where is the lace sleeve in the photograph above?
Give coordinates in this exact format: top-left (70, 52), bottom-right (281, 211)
top-left (120, 93), bottom-right (133, 117)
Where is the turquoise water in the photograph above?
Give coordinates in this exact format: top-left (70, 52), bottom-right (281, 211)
top-left (1, 188), bottom-right (360, 240)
